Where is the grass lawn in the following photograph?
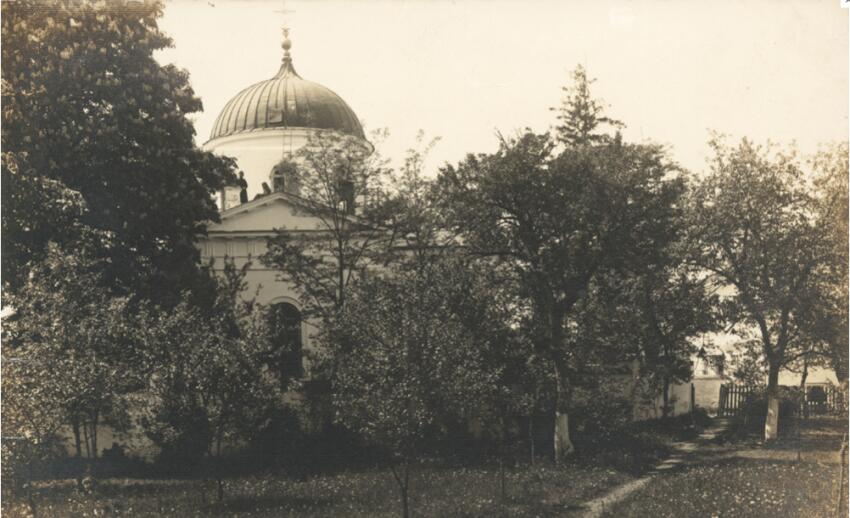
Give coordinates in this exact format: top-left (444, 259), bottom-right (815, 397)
top-left (2, 463), bottom-right (634, 517)
top-left (602, 416), bottom-right (849, 518)
top-left (600, 457), bottom-right (844, 518)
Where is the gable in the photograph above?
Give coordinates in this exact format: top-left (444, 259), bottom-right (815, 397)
top-left (208, 194), bottom-right (328, 233)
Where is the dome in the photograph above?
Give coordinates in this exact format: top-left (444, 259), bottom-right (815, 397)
top-left (208, 49), bottom-right (365, 142)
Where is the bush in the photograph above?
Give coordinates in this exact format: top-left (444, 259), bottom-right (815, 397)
top-left (571, 389), bottom-right (633, 439)
top-left (723, 387), bottom-right (805, 440)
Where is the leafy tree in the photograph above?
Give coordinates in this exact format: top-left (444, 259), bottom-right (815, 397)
top-left (1, 0), bottom-right (233, 302)
top-left (262, 131), bottom-right (392, 324)
top-left (4, 243), bottom-right (137, 462)
top-left (582, 187), bottom-right (719, 418)
top-left (689, 137), bottom-right (835, 440)
top-left (138, 260), bottom-right (283, 501)
top-left (635, 272), bottom-right (718, 417)
top-left (810, 142), bottom-right (849, 384)
top-left (378, 131), bottom-right (447, 269)
top-left (437, 130), bottom-right (683, 459)
top-left (729, 339), bottom-right (769, 386)
top-left (331, 259), bottom-right (503, 518)
top-left (2, 353), bottom-right (69, 516)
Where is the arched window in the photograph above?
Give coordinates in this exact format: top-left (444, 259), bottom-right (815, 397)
top-left (267, 302), bottom-right (303, 380)
top-left (270, 160), bottom-right (298, 193)
top-left (337, 179), bottom-right (355, 214)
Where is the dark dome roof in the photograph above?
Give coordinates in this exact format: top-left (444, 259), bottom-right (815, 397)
top-left (209, 52), bottom-right (365, 141)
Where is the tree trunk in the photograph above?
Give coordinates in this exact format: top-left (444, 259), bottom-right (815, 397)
top-left (215, 435), bottom-right (224, 503)
top-left (72, 418), bottom-right (82, 458)
top-left (498, 423), bottom-right (507, 500)
top-left (82, 421), bottom-right (91, 458)
top-left (89, 411), bottom-right (99, 460)
top-left (548, 297), bottom-right (575, 462)
top-left (498, 455), bottom-right (506, 500)
top-left (800, 357), bottom-right (809, 419)
top-left (528, 415), bottom-right (535, 466)
top-left (662, 376), bottom-right (671, 419)
top-left (630, 359), bottom-right (642, 421)
top-left (400, 485), bottom-right (409, 518)
top-left (553, 362), bottom-right (575, 461)
top-left (390, 461), bottom-right (410, 518)
top-left (765, 361), bottom-right (780, 441)
top-left (27, 483), bottom-right (37, 518)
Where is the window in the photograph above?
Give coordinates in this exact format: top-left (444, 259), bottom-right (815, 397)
top-left (271, 160), bottom-right (298, 193)
top-left (267, 302), bottom-right (303, 380)
top-left (337, 179), bottom-right (355, 214)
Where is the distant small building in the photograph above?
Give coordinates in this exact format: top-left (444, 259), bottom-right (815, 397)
top-left (692, 352), bottom-right (729, 415)
top-left (778, 366), bottom-right (839, 388)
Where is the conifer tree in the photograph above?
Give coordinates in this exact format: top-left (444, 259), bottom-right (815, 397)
top-left (551, 64), bottom-right (623, 147)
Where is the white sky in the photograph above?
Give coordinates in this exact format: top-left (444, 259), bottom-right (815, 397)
top-left (157, 0), bottom-right (848, 175)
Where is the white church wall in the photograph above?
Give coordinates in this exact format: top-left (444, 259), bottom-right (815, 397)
top-left (204, 128), bottom-right (313, 200)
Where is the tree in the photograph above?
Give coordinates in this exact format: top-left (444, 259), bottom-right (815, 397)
top-left (262, 131), bottom-right (392, 325)
top-left (583, 187), bottom-right (720, 419)
top-left (2, 0), bottom-right (233, 302)
top-left (689, 137), bottom-right (835, 440)
top-left (551, 64), bottom-right (623, 147)
top-left (630, 274), bottom-right (717, 416)
top-left (331, 259), bottom-right (504, 518)
top-left (138, 260), bottom-right (284, 501)
top-left (437, 129), bottom-right (683, 459)
top-left (4, 243), bottom-right (138, 463)
top-left (810, 142), bottom-right (849, 384)
top-left (2, 353), bottom-right (69, 517)
top-left (377, 131), bottom-right (447, 270)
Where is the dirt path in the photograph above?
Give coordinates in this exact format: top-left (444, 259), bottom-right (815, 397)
top-left (577, 418), bottom-right (732, 518)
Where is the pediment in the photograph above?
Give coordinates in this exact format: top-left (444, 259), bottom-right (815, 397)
top-left (207, 192), bottom-right (327, 233)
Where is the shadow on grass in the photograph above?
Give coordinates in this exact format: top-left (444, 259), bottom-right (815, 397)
top-left (31, 478), bottom-right (202, 500)
top-left (205, 494), bottom-right (334, 514)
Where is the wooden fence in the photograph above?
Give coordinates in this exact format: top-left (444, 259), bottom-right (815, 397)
top-left (717, 383), bottom-right (848, 417)
top-left (717, 384), bottom-right (759, 417)
top-left (801, 385), bottom-right (846, 416)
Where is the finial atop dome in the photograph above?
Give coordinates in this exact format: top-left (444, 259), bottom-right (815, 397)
top-left (282, 27), bottom-right (292, 53)
top-left (277, 27), bottom-right (299, 78)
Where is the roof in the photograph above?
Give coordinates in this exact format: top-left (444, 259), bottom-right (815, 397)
top-left (208, 41), bottom-right (365, 142)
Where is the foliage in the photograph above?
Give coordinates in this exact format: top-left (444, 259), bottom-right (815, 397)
top-left (729, 339), bottom-right (770, 386)
top-left (809, 142), bottom-right (849, 383)
top-left (551, 64), bottom-right (624, 147)
top-left (1, 0), bottom-right (234, 302)
top-left (1, 357), bottom-right (69, 495)
top-left (262, 130), bottom-right (392, 325)
top-left (3, 243), bottom-right (138, 466)
top-left (436, 127), bottom-right (686, 458)
top-left (330, 258), bottom-right (506, 517)
top-left (137, 260), bottom-right (283, 472)
top-left (376, 131), bottom-right (449, 269)
top-left (689, 136), bottom-right (836, 439)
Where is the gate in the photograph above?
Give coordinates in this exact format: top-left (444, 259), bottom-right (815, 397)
top-left (717, 384), bottom-right (759, 417)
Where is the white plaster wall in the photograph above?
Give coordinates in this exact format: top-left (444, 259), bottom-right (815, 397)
top-left (779, 366), bottom-right (839, 386)
top-left (200, 236), bottom-right (320, 369)
top-left (204, 128), bottom-right (313, 200)
top-left (693, 377), bottom-right (725, 414)
top-left (632, 381), bottom-right (694, 420)
top-left (204, 128), bottom-right (373, 201)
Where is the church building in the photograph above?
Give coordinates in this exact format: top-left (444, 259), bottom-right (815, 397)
top-left (198, 30), bottom-right (370, 379)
